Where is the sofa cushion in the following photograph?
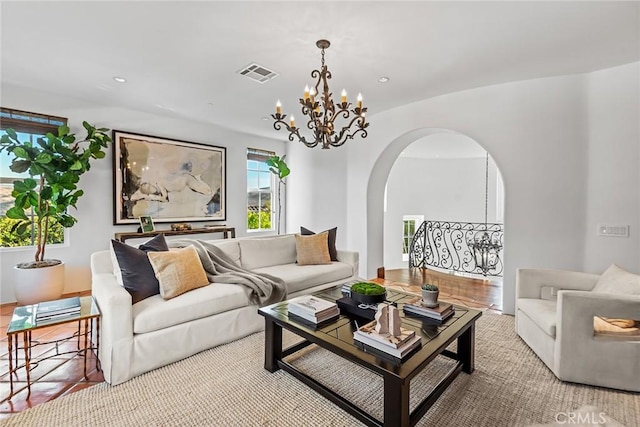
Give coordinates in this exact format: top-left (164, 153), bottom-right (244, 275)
top-left (517, 298), bottom-right (558, 338)
top-left (301, 226), bottom-right (338, 261)
top-left (110, 234), bottom-right (169, 304)
top-left (254, 262), bottom-right (353, 294)
top-left (148, 246), bottom-right (210, 300)
top-left (132, 283), bottom-right (251, 334)
top-left (239, 235), bottom-right (296, 270)
top-left (207, 239), bottom-right (241, 266)
top-left (592, 264), bottom-right (640, 295)
top-left (295, 232), bottom-right (332, 266)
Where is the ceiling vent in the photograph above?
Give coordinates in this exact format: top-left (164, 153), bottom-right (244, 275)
top-left (237, 63), bottom-right (278, 84)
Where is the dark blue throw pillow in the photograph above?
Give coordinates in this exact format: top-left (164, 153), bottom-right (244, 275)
top-left (111, 233), bottom-right (169, 304)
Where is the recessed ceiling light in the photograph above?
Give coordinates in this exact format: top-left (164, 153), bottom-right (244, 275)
top-left (113, 76), bottom-right (127, 83)
top-left (378, 76), bottom-right (390, 83)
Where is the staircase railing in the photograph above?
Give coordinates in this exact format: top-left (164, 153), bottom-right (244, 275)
top-left (409, 220), bottom-right (504, 277)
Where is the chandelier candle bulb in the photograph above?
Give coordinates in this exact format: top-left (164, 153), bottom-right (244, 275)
top-left (341, 89), bottom-right (347, 104)
top-left (290, 115), bottom-right (295, 128)
top-left (304, 86), bottom-right (310, 100)
top-left (276, 100), bottom-right (282, 115)
top-left (357, 93), bottom-right (363, 109)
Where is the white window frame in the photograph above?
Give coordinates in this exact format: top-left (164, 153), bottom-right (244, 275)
top-left (246, 148), bottom-right (275, 232)
top-left (402, 215), bottom-right (424, 262)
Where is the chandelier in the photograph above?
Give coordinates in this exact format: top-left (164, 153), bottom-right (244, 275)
top-left (467, 153), bottom-right (503, 276)
top-left (271, 39), bottom-right (369, 149)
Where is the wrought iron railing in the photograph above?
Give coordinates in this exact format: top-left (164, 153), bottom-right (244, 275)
top-left (409, 220), bottom-right (504, 277)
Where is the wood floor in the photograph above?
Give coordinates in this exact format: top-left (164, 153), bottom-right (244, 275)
top-left (0, 268), bottom-right (501, 419)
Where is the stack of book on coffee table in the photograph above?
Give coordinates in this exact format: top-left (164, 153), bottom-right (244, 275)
top-left (403, 297), bottom-right (454, 322)
top-left (287, 295), bottom-right (339, 325)
top-left (36, 296), bottom-right (81, 323)
top-left (353, 320), bottom-right (422, 360)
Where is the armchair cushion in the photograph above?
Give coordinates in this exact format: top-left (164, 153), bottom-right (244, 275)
top-left (592, 264), bottom-right (640, 295)
top-left (516, 298), bottom-right (557, 337)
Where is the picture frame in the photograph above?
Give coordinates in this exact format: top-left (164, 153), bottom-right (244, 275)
top-left (139, 215), bottom-right (155, 233)
top-left (113, 130), bottom-right (226, 224)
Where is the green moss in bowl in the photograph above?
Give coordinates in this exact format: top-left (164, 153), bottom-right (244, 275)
top-left (350, 282), bottom-right (386, 304)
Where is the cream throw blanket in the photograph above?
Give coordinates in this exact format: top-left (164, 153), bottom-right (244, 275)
top-left (169, 239), bottom-right (287, 306)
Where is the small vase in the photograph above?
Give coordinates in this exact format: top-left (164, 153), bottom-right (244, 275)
top-left (421, 290), bottom-right (439, 308)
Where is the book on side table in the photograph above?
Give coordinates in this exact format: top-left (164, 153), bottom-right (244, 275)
top-left (287, 295), bottom-right (339, 324)
top-left (36, 296), bottom-right (81, 321)
top-left (403, 297), bottom-right (454, 322)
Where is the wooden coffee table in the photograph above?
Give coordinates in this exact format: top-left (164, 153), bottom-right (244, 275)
top-left (259, 286), bottom-right (481, 427)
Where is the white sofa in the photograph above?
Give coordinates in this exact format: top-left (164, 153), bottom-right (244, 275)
top-left (515, 267), bottom-right (640, 392)
top-left (91, 234), bottom-right (359, 385)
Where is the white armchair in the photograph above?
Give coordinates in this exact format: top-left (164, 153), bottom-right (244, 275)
top-left (515, 265), bottom-right (640, 392)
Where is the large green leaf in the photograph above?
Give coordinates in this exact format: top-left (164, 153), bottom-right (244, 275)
top-left (6, 206), bottom-right (28, 220)
top-left (12, 146), bottom-right (28, 159)
top-left (35, 153), bottom-right (52, 164)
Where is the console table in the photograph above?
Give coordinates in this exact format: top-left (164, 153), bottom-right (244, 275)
top-left (114, 226), bottom-right (235, 243)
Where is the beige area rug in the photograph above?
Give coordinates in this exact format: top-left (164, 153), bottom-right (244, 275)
top-left (1, 314), bottom-right (637, 427)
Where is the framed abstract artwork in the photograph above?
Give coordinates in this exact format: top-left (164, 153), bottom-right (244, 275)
top-left (113, 131), bottom-right (226, 224)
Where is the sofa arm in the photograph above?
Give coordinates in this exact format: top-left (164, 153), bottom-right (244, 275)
top-left (337, 250), bottom-right (359, 277)
top-left (516, 268), bottom-right (599, 300)
top-left (555, 290), bottom-right (640, 389)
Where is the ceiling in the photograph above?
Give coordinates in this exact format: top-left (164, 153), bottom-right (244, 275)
top-left (1, 1), bottom-right (638, 141)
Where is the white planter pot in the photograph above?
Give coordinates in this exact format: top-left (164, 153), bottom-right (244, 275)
top-left (14, 262), bottom-right (65, 305)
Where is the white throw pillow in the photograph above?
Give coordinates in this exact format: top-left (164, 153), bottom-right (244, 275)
top-left (592, 264), bottom-right (640, 295)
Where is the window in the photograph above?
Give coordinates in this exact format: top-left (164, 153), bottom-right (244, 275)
top-left (402, 215), bottom-right (424, 261)
top-left (246, 148), bottom-right (274, 231)
top-left (1, 108), bottom-right (67, 247)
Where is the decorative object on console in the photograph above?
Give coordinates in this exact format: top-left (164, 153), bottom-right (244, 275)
top-left (266, 155), bottom-right (290, 234)
top-left (171, 223), bottom-right (192, 231)
top-left (113, 130), bottom-right (226, 225)
top-left (271, 39), bottom-right (369, 149)
top-left (295, 231), bottom-right (332, 265)
top-left (147, 245), bottom-right (209, 300)
top-left (420, 283), bottom-right (439, 308)
top-left (139, 215), bottom-right (155, 232)
top-left (349, 282), bottom-right (387, 305)
top-left (0, 121), bottom-right (111, 305)
top-left (374, 303), bottom-right (402, 337)
top-left (301, 226), bottom-right (338, 261)
top-left (467, 152), bottom-right (502, 276)
top-left (110, 233), bottom-right (169, 304)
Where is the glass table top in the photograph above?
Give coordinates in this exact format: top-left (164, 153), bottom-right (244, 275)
top-left (6, 296), bottom-right (100, 334)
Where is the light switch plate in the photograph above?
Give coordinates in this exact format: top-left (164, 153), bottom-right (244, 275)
top-left (597, 224), bottom-right (630, 238)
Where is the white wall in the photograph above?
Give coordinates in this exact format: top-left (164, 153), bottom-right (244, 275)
top-left (287, 62), bottom-right (639, 315)
top-left (384, 155), bottom-right (499, 269)
top-left (0, 83), bottom-right (285, 303)
top-left (285, 141), bottom-right (348, 248)
top-left (583, 64), bottom-right (640, 272)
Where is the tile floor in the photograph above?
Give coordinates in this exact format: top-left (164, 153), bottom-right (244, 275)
top-left (0, 270), bottom-right (501, 419)
top-left (0, 291), bottom-right (103, 420)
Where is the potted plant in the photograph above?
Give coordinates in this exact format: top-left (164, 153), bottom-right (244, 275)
top-left (0, 122), bottom-right (111, 305)
top-left (421, 284), bottom-right (439, 307)
top-left (350, 282), bottom-right (387, 305)
top-left (266, 155), bottom-right (290, 235)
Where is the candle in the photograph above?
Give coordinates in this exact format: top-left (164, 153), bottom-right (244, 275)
top-left (341, 89), bottom-right (347, 104)
top-left (357, 93), bottom-right (363, 109)
top-left (290, 115), bottom-right (295, 128)
top-left (276, 100), bottom-right (282, 115)
top-left (304, 85), bottom-right (310, 100)
top-left (309, 88), bottom-right (316, 102)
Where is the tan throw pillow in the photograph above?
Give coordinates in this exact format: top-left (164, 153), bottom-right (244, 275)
top-left (147, 246), bottom-right (209, 300)
top-left (295, 231), bottom-right (332, 266)
top-left (594, 316), bottom-right (640, 339)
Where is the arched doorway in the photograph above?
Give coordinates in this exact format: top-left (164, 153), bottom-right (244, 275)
top-left (366, 128), bottom-right (506, 306)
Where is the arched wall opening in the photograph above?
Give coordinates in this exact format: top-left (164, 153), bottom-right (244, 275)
top-left (367, 127), bottom-right (507, 306)
top-left (383, 133), bottom-right (504, 275)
